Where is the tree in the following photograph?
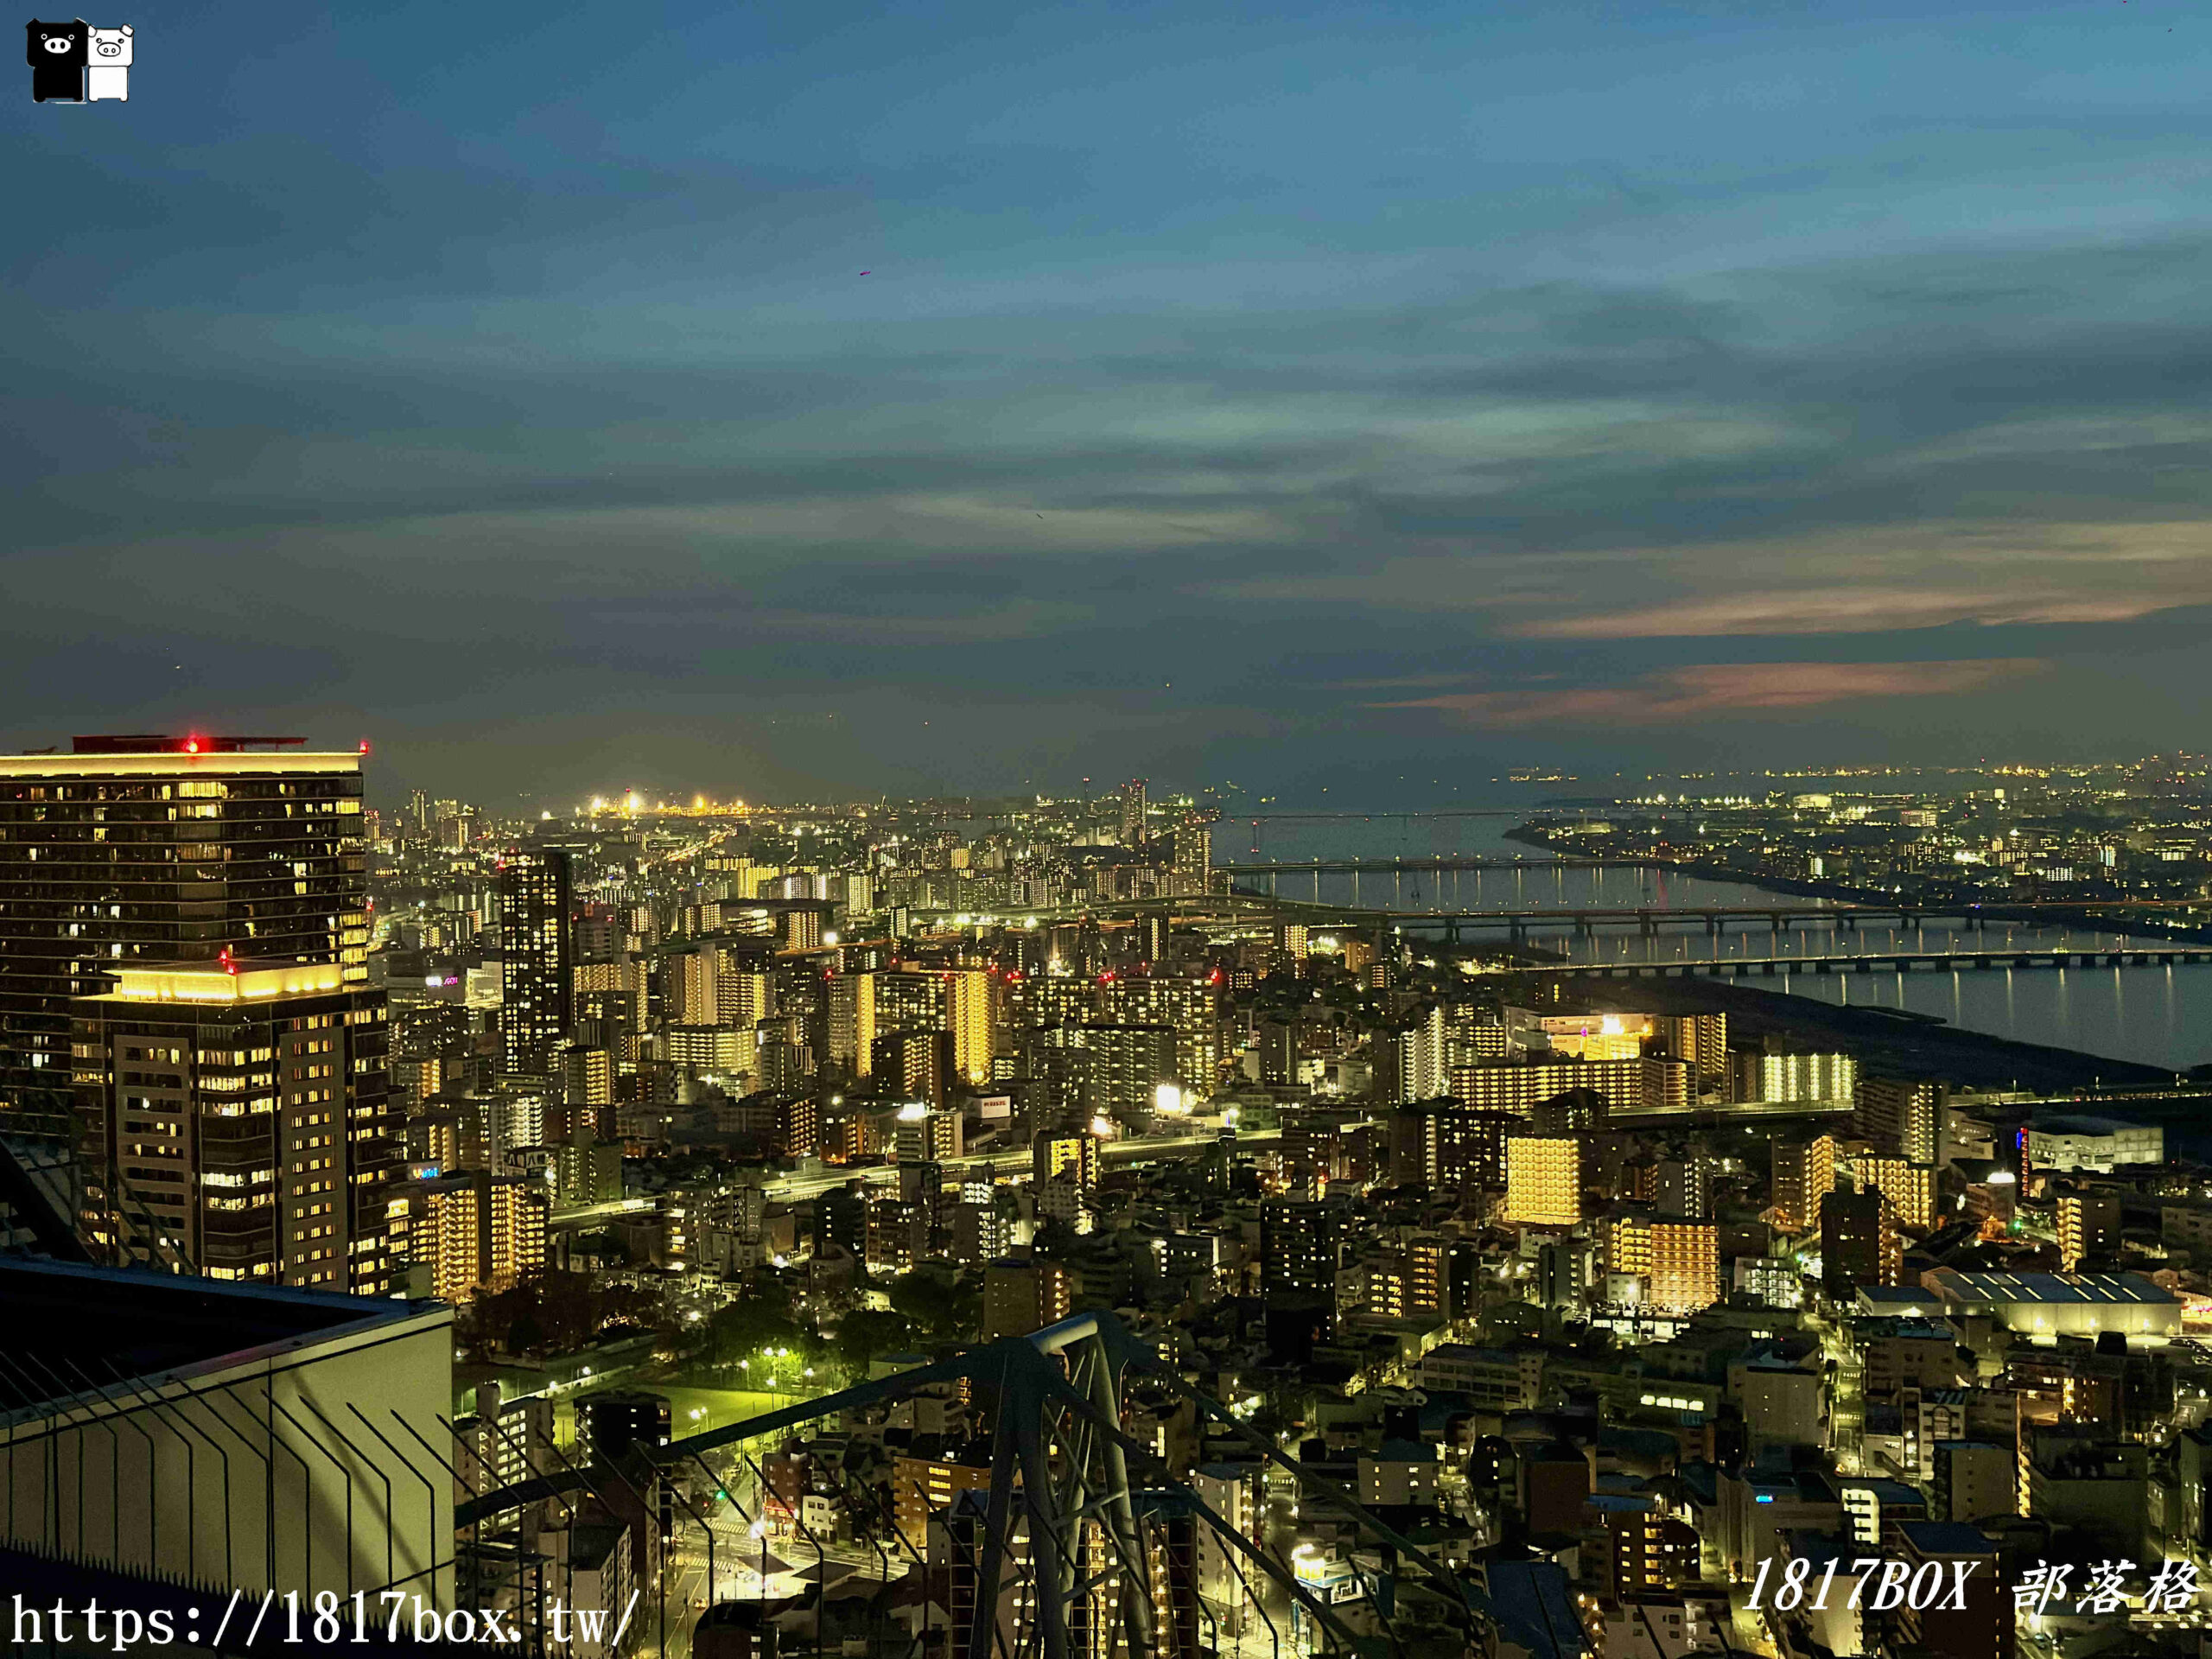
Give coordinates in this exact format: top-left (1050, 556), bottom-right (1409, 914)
top-left (704, 1297), bottom-right (804, 1370)
top-left (885, 1268), bottom-right (963, 1335)
top-left (832, 1309), bottom-right (916, 1374)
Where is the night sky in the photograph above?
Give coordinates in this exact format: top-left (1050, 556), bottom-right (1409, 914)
top-left (7, 1), bottom-right (2211, 805)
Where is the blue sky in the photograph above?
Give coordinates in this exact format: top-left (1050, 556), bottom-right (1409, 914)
top-left (6, 0), bottom-right (2211, 804)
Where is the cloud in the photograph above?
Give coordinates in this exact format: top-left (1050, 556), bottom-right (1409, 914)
top-left (1514, 587), bottom-right (2197, 639)
top-left (1372, 659), bottom-right (2050, 728)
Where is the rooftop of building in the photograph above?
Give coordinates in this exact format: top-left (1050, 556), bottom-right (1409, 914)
top-left (1896, 1519), bottom-right (2001, 1555)
top-left (2035, 1116), bottom-right (2153, 1136)
top-left (67, 734), bottom-right (308, 753)
top-left (0, 1257), bottom-right (442, 1420)
top-left (1924, 1268), bottom-right (2180, 1306)
top-left (84, 958), bottom-right (353, 1007)
top-left (1837, 1478), bottom-right (1925, 1504)
top-left (1857, 1284), bottom-right (1945, 1310)
top-left (1, 736), bottom-right (363, 776)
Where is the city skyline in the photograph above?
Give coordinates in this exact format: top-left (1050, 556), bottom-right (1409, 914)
top-left (9, 2), bottom-right (2212, 803)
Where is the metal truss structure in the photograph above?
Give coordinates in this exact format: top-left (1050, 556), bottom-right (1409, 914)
top-left (464, 1312), bottom-right (1492, 1659)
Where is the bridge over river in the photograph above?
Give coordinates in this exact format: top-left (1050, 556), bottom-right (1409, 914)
top-left (1576, 946), bottom-right (2212, 978)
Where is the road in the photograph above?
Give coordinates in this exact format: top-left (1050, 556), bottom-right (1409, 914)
top-left (755, 1128), bottom-right (1281, 1202)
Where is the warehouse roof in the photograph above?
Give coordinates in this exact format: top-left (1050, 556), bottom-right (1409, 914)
top-left (1923, 1268), bottom-right (2178, 1306)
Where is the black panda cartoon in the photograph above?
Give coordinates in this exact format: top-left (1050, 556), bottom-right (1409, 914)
top-left (27, 19), bottom-right (87, 103)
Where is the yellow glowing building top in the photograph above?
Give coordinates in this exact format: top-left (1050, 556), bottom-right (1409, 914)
top-left (90, 961), bottom-right (348, 1006)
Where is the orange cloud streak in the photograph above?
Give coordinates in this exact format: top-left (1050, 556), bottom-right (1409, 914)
top-left (1371, 658), bottom-right (2049, 728)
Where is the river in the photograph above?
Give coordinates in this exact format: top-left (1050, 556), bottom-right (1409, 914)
top-left (1210, 805), bottom-right (2212, 1075)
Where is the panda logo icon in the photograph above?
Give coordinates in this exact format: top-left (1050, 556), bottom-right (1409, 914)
top-left (86, 22), bottom-right (127, 99)
top-left (26, 18), bottom-right (87, 103)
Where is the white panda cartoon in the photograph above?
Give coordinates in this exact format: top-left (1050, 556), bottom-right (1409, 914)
top-left (85, 23), bottom-right (128, 100)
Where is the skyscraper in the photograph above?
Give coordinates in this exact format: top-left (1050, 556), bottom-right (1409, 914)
top-left (0, 735), bottom-right (371, 1134)
top-left (71, 956), bottom-right (400, 1291)
top-left (498, 849), bottom-right (573, 1076)
top-left (1118, 779), bottom-right (1148, 848)
top-left (1171, 814), bottom-right (1213, 896)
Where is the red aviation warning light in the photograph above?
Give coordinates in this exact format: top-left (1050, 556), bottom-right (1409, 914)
top-left (359, 738), bottom-right (371, 755)
top-left (219, 947), bottom-right (237, 976)
top-left (183, 735), bottom-right (201, 754)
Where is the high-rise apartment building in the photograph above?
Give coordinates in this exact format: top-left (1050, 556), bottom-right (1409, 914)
top-left (1033, 1130), bottom-right (1100, 1190)
top-left (1604, 1211), bottom-right (1720, 1312)
top-left (1389, 1101), bottom-right (1519, 1189)
top-left (0, 736), bottom-right (370, 1131)
top-left (1740, 1050), bottom-right (1857, 1105)
top-left (385, 1168), bottom-right (549, 1300)
top-left (1259, 1198), bottom-right (1352, 1299)
top-left (1031, 1023), bottom-right (1176, 1122)
top-left (497, 850), bottom-right (573, 1076)
top-left (1655, 1012), bottom-right (1728, 1091)
top-left (1118, 779), bottom-right (1148, 848)
top-left (1171, 816), bottom-right (1213, 896)
top-left (847, 968), bottom-right (997, 1086)
top-left (982, 1255), bottom-right (1072, 1340)
top-left (1770, 1135), bottom-right (1837, 1233)
top-left (1856, 1154), bottom-right (1937, 1231)
top-left (1102, 976), bottom-right (1219, 1099)
top-left (1854, 1077), bottom-right (1946, 1165)
top-left (1655, 1154), bottom-right (1714, 1221)
top-left (1821, 1187), bottom-right (1903, 1298)
top-left (1393, 1005), bottom-right (1449, 1104)
top-left (1504, 1135), bottom-right (1581, 1227)
top-left (2057, 1191), bottom-right (2122, 1270)
top-left (72, 958), bottom-right (399, 1292)
top-left (1446, 1056), bottom-right (1691, 1117)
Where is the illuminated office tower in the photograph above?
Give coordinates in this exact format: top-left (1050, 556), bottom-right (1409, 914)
top-left (1770, 1135), bottom-right (1837, 1232)
top-left (0, 735), bottom-right (370, 1133)
top-left (1119, 779), bottom-right (1148, 847)
top-left (1504, 1135), bottom-right (1581, 1227)
top-left (72, 959), bottom-right (399, 1292)
top-left (497, 849), bottom-right (573, 1076)
top-left (2057, 1192), bottom-right (2122, 1270)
